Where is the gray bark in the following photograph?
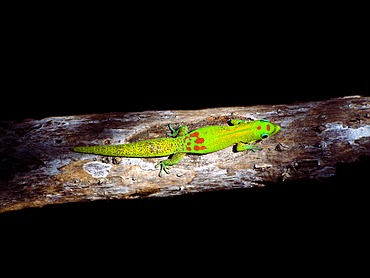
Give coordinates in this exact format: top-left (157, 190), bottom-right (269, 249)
top-left (1, 95), bottom-right (369, 213)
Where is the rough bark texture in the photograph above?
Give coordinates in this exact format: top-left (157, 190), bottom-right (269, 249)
top-left (1, 95), bottom-right (369, 213)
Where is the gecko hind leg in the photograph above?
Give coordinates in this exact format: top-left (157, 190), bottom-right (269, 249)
top-left (166, 124), bottom-right (188, 137)
top-left (155, 152), bottom-right (187, 177)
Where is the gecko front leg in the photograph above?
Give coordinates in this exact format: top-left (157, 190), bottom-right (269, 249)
top-left (235, 142), bottom-right (261, 152)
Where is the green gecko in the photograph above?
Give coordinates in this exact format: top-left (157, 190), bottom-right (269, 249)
top-left (72, 118), bottom-right (280, 177)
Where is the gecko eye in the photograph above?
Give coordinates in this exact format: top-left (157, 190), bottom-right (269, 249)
top-left (261, 133), bottom-right (269, 139)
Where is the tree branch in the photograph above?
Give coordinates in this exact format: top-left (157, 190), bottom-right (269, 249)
top-left (1, 95), bottom-right (369, 213)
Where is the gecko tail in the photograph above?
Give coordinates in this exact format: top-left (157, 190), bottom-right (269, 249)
top-left (72, 137), bottom-right (180, 158)
top-left (71, 145), bottom-right (121, 156)
top-left (71, 146), bottom-right (89, 153)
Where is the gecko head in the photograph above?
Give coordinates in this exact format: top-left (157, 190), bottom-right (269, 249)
top-left (255, 119), bottom-right (280, 140)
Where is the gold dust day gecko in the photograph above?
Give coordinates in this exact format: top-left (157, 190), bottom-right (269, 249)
top-left (72, 118), bottom-right (281, 177)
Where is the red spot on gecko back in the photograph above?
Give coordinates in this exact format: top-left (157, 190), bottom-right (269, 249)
top-left (195, 137), bottom-right (204, 144)
top-left (194, 145), bottom-right (207, 151)
top-left (257, 126), bottom-right (261, 130)
top-left (190, 131), bottom-right (205, 144)
top-left (188, 131), bottom-right (206, 151)
top-left (267, 124), bottom-right (271, 131)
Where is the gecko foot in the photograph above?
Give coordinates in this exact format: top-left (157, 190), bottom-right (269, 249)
top-left (155, 161), bottom-right (170, 177)
top-left (250, 145), bottom-right (262, 152)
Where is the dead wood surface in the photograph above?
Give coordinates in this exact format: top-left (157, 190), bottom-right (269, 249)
top-left (1, 95), bottom-right (369, 213)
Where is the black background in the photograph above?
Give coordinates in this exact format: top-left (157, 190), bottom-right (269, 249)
top-left (1, 10), bottom-right (369, 250)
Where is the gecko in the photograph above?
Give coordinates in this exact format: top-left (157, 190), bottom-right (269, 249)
top-left (72, 118), bottom-right (281, 177)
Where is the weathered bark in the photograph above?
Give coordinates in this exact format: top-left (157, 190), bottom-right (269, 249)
top-left (1, 95), bottom-right (369, 213)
